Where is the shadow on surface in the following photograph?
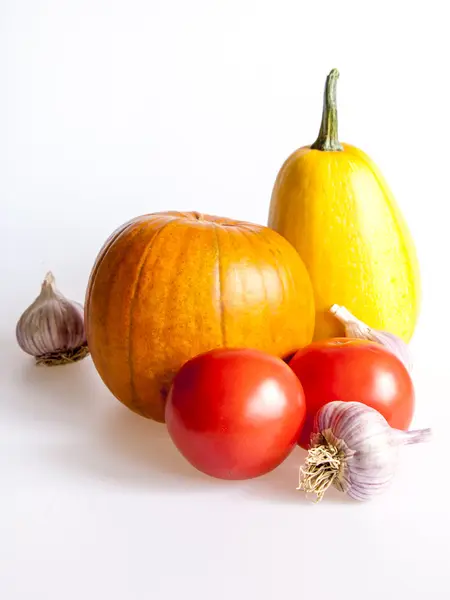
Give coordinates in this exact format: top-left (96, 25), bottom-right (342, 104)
top-left (16, 356), bottom-right (101, 425)
top-left (241, 446), bottom-right (354, 506)
top-left (13, 357), bottom-right (220, 491)
top-left (62, 400), bottom-right (215, 490)
top-left (12, 356), bottom-right (355, 503)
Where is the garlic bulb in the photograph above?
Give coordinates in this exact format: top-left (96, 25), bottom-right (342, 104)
top-left (16, 272), bottom-right (89, 366)
top-left (297, 401), bottom-right (431, 502)
top-left (330, 304), bottom-right (412, 371)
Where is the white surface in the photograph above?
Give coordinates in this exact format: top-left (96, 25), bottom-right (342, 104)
top-left (1, 1), bottom-right (449, 599)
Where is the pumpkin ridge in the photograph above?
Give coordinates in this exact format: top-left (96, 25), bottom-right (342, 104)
top-left (266, 244), bottom-right (287, 310)
top-left (85, 217), bottom-right (144, 334)
top-left (127, 218), bottom-right (179, 415)
top-left (88, 218), bottom-right (163, 408)
top-left (213, 224), bottom-right (227, 346)
top-left (259, 228), bottom-right (293, 305)
top-left (156, 222), bottom-right (201, 407)
top-left (241, 228), bottom-right (273, 346)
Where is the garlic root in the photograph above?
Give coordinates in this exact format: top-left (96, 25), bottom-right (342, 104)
top-left (35, 344), bottom-right (90, 366)
top-left (297, 444), bottom-right (344, 502)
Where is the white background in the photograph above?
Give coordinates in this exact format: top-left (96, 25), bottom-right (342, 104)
top-left (1, 1), bottom-right (449, 599)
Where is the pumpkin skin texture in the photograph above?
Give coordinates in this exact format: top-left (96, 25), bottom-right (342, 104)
top-left (268, 70), bottom-right (420, 342)
top-left (85, 211), bottom-right (315, 422)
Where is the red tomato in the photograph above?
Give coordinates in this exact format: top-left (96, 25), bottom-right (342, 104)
top-left (165, 348), bottom-right (306, 480)
top-left (289, 338), bottom-right (415, 449)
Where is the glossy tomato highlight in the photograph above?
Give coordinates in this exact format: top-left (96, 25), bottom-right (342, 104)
top-left (289, 338), bottom-right (415, 449)
top-left (165, 348), bottom-right (306, 480)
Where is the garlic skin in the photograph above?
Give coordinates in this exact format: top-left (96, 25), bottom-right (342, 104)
top-left (330, 304), bottom-right (412, 372)
top-left (16, 272), bottom-right (89, 366)
top-left (297, 401), bottom-right (431, 502)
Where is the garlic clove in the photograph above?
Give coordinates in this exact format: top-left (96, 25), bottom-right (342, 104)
top-left (329, 304), bottom-right (412, 372)
top-left (16, 272), bottom-right (89, 366)
top-left (297, 400), bottom-right (431, 502)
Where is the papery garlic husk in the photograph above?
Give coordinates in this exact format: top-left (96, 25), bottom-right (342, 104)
top-left (330, 304), bottom-right (412, 372)
top-left (16, 272), bottom-right (89, 366)
top-left (297, 401), bottom-right (431, 502)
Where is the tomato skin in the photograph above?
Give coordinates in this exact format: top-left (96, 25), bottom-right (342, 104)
top-left (289, 338), bottom-right (415, 449)
top-left (165, 348), bottom-right (306, 480)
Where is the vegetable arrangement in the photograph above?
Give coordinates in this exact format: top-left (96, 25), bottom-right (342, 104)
top-left (15, 69), bottom-right (431, 502)
top-left (84, 212), bottom-right (314, 422)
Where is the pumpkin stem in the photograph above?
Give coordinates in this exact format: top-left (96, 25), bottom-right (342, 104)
top-left (311, 69), bottom-right (344, 152)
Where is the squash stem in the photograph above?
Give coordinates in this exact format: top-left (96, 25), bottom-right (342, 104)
top-left (311, 69), bottom-right (344, 152)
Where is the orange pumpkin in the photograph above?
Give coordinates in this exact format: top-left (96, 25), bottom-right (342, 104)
top-left (85, 211), bottom-right (315, 422)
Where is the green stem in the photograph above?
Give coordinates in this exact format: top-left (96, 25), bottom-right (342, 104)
top-left (311, 68), bottom-right (343, 152)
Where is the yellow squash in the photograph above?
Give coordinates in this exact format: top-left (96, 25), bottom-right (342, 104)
top-left (268, 69), bottom-right (420, 342)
